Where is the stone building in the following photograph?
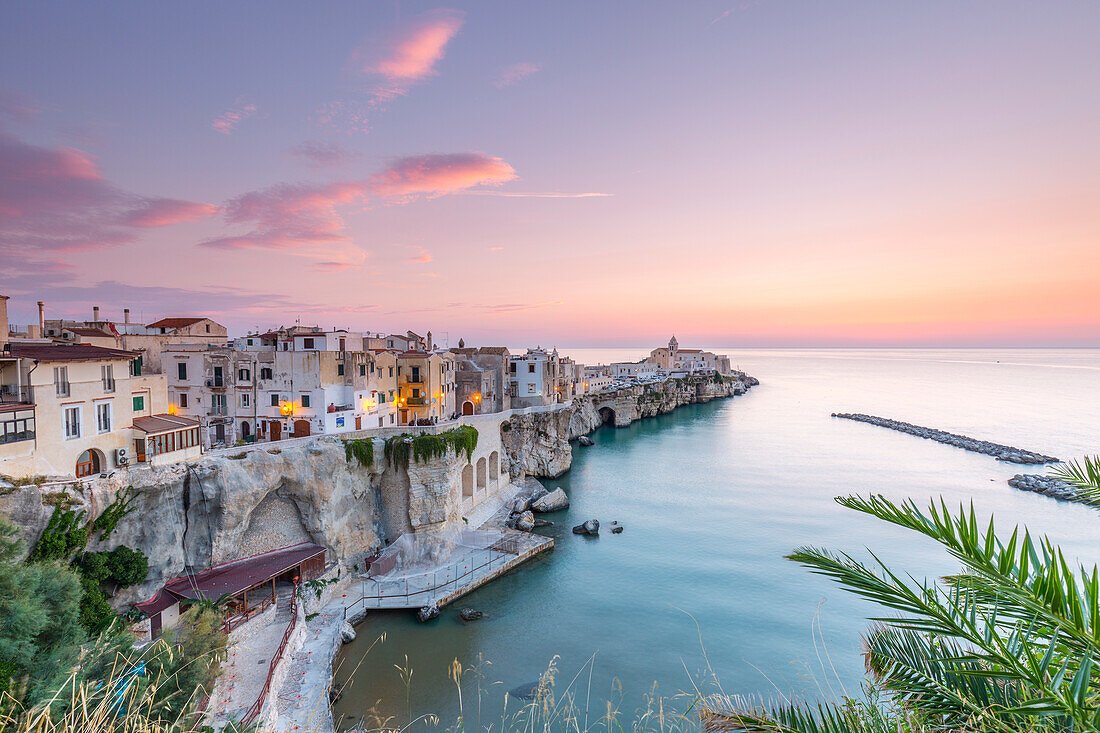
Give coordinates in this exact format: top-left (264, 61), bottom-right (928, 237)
top-left (450, 346), bottom-right (511, 414)
top-left (646, 336), bottom-right (733, 376)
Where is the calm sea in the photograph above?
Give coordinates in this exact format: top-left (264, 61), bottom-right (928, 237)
top-left (333, 348), bottom-right (1100, 729)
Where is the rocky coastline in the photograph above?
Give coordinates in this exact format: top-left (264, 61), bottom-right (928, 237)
top-left (1008, 473), bottom-right (1094, 505)
top-left (831, 413), bottom-right (1059, 464)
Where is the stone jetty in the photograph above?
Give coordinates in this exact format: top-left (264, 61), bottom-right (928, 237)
top-left (1008, 473), bottom-right (1094, 505)
top-left (831, 413), bottom-right (1058, 464)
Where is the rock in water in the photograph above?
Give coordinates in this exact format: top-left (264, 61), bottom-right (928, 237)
top-left (509, 681), bottom-right (540, 699)
top-left (533, 518), bottom-right (554, 527)
top-left (573, 519), bottom-right (600, 535)
top-left (610, 523), bottom-right (624, 534)
top-left (577, 436), bottom-right (594, 446)
top-left (459, 608), bottom-right (484, 621)
top-left (511, 497), bottom-right (530, 513)
top-left (531, 488), bottom-right (570, 513)
top-left (515, 510), bottom-right (535, 531)
top-left (417, 605), bottom-right (439, 623)
top-left (340, 622), bottom-right (357, 642)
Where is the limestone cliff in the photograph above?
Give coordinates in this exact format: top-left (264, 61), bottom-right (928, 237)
top-left (503, 372), bottom-right (758, 479)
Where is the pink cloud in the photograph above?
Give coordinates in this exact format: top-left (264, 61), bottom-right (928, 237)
top-left (0, 129), bottom-right (219, 261)
top-left (121, 198), bottom-right (219, 227)
top-left (201, 151), bottom-right (515, 255)
top-left (407, 246), bottom-right (434, 264)
top-left (349, 9), bottom-right (465, 84)
top-left (211, 100), bottom-right (257, 134)
top-left (322, 9), bottom-right (464, 133)
top-left (493, 62), bottom-right (541, 89)
top-left (368, 153), bottom-right (516, 198)
top-left (313, 261), bottom-right (360, 273)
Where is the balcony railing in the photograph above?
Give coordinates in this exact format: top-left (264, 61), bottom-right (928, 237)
top-left (405, 396), bottom-right (427, 406)
top-left (208, 405), bottom-right (228, 416)
top-left (0, 385), bottom-right (33, 405)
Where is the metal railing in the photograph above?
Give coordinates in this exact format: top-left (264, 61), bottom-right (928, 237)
top-left (343, 533), bottom-right (524, 618)
top-left (239, 584), bottom-right (297, 727)
top-left (0, 384), bottom-right (33, 404)
top-left (222, 595), bottom-right (274, 633)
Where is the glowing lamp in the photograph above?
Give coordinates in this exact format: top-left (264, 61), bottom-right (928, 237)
top-left (279, 401), bottom-right (293, 416)
top-left (167, 404), bottom-right (178, 415)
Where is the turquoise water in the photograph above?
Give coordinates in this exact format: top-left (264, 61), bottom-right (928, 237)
top-left (333, 348), bottom-right (1100, 729)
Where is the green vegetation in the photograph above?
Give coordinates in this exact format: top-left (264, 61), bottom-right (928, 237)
top-left (26, 508), bottom-right (87, 563)
top-left (385, 426), bottom-right (479, 470)
top-left (299, 573), bottom-right (340, 600)
top-left (344, 437), bottom-right (375, 468)
top-left (701, 456), bottom-right (1100, 733)
top-left (72, 546), bottom-right (149, 634)
top-left (1050, 455), bottom-right (1100, 503)
top-left (89, 486), bottom-right (138, 542)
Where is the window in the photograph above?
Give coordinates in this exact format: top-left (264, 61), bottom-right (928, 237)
top-left (528, 364), bottom-right (536, 373)
top-left (96, 401), bottom-right (112, 434)
top-left (211, 394), bottom-right (227, 415)
top-left (301, 394), bottom-right (311, 408)
top-left (303, 337), bottom-right (315, 349)
top-left (527, 384), bottom-right (536, 394)
top-left (213, 366), bottom-right (224, 387)
top-left (0, 407), bottom-right (35, 445)
top-left (133, 395), bottom-right (145, 412)
top-left (64, 406), bottom-right (81, 439)
top-left (260, 367), bottom-right (273, 380)
top-left (177, 362), bottom-right (187, 380)
top-left (271, 394), bottom-right (280, 407)
top-left (388, 366), bottom-right (394, 377)
top-left (411, 366), bottom-right (421, 382)
top-left (241, 393), bottom-right (250, 408)
top-left (179, 393), bottom-right (189, 408)
top-left (130, 355), bottom-right (142, 376)
top-left (339, 338), bottom-right (346, 351)
top-left (238, 367), bottom-right (250, 381)
top-left (247, 338), bottom-right (254, 346)
top-left (205, 323), bottom-right (210, 333)
top-left (101, 364), bottom-right (115, 392)
top-left (359, 364), bottom-right (366, 376)
top-left (412, 388), bottom-right (421, 398)
top-left (337, 363), bottom-right (344, 376)
top-left (54, 366), bottom-right (69, 396)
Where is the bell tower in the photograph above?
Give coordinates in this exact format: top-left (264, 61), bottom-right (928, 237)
top-left (668, 335), bottom-right (678, 354)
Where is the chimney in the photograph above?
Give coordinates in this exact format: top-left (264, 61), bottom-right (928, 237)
top-left (124, 308), bottom-right (130, 324)
top-left (37, 301), bottom-right (45, 334)
top-left (93, 305), bottom-right (100, 321)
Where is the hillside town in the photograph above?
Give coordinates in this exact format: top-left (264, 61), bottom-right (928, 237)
top-left (0, 294), bottom-right (737, 481)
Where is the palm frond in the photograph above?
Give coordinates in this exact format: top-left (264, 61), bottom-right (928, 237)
top-left (699, 692), bottom-right (920, 733)
top-left (1049, 456), bottom-right (1100, 505)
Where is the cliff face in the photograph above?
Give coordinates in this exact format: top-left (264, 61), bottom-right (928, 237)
top-left (0, 440), bottom-right (429, 605)
top-left (503, 373), bottom-right (758, 479)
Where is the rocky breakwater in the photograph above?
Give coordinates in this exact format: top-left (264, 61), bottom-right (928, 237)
top-left (832, 413), bottom-right (1059, 465)
top-left (0, 436), bottom-right (472, 607)
top-left (503, 372), bottom-right (758, 479)
top-left (1008, 473), bottom-right (1094, 505)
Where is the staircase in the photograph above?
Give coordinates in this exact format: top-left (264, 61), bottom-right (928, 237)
top-left (274, 582), bottom-right (296, 621)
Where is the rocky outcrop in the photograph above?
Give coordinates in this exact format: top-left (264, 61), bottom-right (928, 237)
top-left (503, 373), bottom-right (757, 479)
top-left (531, 488), bottom-right (569, 513)
top-left (0, 437), bottom-right (469, 607)
top-left (1008, 473), bottom-right (1092, 504)
top-left (832, 413), bottom-right (1059, 464)
top-left (572, 519), bottom-right (600, 535)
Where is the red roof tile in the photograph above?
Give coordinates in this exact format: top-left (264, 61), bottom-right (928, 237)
top-left (146, 317), bottom-right (206, 329)
top-left (160, 543), bottom-right (326, 602)
top-left (9, 343), bottom-right (137, 361)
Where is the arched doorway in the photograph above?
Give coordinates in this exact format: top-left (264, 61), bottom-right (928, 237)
top-left (461, 400), bottom-right (474, 416)
top-left (76, 449), bottom-right (102, 478)
top-left (598, 406), bottom-right (616, 426)
top-left (462, 464), bottom-right (474, 497)
top-left (293, 419), bottom-right (310, 438)
top-left (241, 421), bottom-right (251, 439)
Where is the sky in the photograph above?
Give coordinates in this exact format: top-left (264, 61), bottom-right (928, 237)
top-left (1, 1), bottom-right (1098, 347)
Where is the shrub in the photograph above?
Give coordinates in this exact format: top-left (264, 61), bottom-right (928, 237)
top-left (344, 438), bottom-right (374, 468)
top-left (27, 507), bottom-right (87, 563)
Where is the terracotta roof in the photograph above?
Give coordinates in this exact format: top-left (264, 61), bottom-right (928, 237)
top-left (160, 543), bottom-right (326, 603)
top-left (132, 413), bottom-right (200, 435)
top-left (8, 343), bottom-right (137, 361)
top-left (677, 348), bottom-right (703, 353)
top-left (65, 327), bottom-right (114, 338)
top-left (146, 317), bottom-right (206, 329)
top-left (134, 588), bottom-right (179, 616)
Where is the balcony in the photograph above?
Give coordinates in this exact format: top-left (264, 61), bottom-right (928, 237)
top-left (405, 396), bottom-right (427, 406)
top-left (208, 405), bottom-right (228, 416)
top-left (0, 385), bottom-right (34, 405)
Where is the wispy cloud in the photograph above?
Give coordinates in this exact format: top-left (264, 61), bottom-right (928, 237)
top-left (120, 198), bottom-right (219, 227)
top-left (322, 8), bottom-right (465, 133)
top-left (211, 99), bottom-right (258, 134)
top-left (406, 246), bottom-right (434, 264)
top-left (493, 62), bottom-right (541, 88)
top-left (0, 129), bottom-right (220, 267)
top-left (201, 151), bottom-right (515, 256)
top-left (287, 140), bottom-right (358, 168)
top-left (0, 90), bottom-right (41, 124)
top-left (477, 301), bottom-right (561, 313)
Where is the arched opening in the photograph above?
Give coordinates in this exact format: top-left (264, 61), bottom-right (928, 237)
top-left (462, 464), bottom-right (474, 497)
top-left (76, 449), bottom-right (102, 478)
top-left (476, 457), bottom-right (487, 491)
top-left (488, 451), bottom-right (499, 484)
top-left (461, 400), bottom-right (475, 416)
top-left (241, 421), bottom-right (251, 439)
top-left (598, 406), bottom-right (616, 426)
top-left (293, 419), bottom-right (311, 438)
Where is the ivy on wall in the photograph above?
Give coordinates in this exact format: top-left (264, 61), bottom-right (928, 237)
top-left (343, 438), bottom-right (374, 468)
top-left (384, 425), bottom-right (479, 470)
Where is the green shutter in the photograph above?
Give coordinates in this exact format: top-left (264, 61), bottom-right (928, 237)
top-left (133, 395), bottom-right (144, 412)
